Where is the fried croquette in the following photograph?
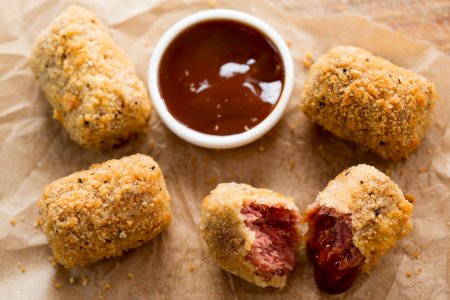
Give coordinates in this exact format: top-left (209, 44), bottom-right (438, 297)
top-left (300, 46), bottom-right (438, 160)
top-left (302, 164), bottom-right (413, 293)
top-left (38, 154), bottom-right (171, 268)
top-left (200, 183), bottom-right (301, 289)
top-left (30, 5), bottom-right (151, 151)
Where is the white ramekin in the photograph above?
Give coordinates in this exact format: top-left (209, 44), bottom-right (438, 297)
top-left (148, 9), bottom-right (294, 149)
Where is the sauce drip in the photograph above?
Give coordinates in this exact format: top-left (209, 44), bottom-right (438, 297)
top-left (304, 208), bottom-right (364, 294)
top-left (158, 21), bottom-right (285, 136)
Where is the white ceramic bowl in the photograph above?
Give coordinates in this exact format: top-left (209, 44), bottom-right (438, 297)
top-left (148, 9), bottom-right (294, 149)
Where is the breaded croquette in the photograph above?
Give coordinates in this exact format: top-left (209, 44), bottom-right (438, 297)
top-left (200, 183), bottom-right (301, 289)
top-left (302, 164), bottom-right (413, 293)
top-left (38, 154), bottom-right (171, 268)
top-left (30, 5), bottom-right (151, 151)
top-left (300, 46), bottom-right (438, 160)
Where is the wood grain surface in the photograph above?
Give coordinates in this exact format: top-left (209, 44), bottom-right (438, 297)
top-left (270, 0), bottom-right (450, 55)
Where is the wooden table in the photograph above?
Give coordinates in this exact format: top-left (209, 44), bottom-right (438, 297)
top-left (270, 0), bottom-right (450, 54)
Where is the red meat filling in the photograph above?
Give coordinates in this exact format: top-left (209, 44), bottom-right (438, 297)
top-left (241, 204), bottom-right (301, 280)
top-left (303, 205), bottom-right (365, 294)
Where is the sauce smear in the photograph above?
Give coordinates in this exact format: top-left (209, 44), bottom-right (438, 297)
top-left (158, 21), bottom-right (285, 135)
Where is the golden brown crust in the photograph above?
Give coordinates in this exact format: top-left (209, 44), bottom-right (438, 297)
top-left (200, 183), bottom-right (301, 289)
top-left (300, 46), bottom-right (438, 160)
top-left (30, 5), bottom-right (151, 151)
top-left (38, 154), bottom-right (171, 268)
top-left (309, 164), bottom-right (413, 272)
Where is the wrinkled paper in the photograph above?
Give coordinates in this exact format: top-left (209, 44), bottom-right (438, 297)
top-left (1, 0), bottom-right (449, 299)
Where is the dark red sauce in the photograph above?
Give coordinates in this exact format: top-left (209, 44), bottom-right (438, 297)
top-left (158, 21), bottom-right (285, 135)
top-left (303, 206), bottom-right (364, 294)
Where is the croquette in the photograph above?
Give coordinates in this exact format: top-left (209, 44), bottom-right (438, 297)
top-left (30, 5), bottom-right (151, 151)
top-left (300, 46), bottom-right (438, 160)
top-left (38, 154), bottom-right (171, 268)
top-left (302, 164), bottom-right (413, 293)
top-left (200, 183), bottom-right (301, 289)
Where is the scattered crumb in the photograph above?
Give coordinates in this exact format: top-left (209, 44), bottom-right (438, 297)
top-left (143, 40), bottom-right (149, 46)
top-left (290, 160), bottom-right (295, 168)
top-left (244, 125), bottom-right (249, 131)
top-left (34, 217), bottom-right (41, 228)
top-left (18, 262), bottom-right (21, 267)
top-left (19, 216), bottom-right (24, 221)
top-left (214, 125), bottom-right (219, 131)
top-left (404, 193), bottom-right (416, 203)
top-left (127, 273), bottom-right (135, 281)
top-left (208, 0), bottom-right (216, 7)
top-left (190, 265), bottom-right (195, 271)
top-left (69, 277), bottom-right (76, 284)
top-left (103, 282), bottom-right (112, 290)
top-left (286, 40), bottom-right (292, 47)
top-left (119, 231), bottom-right (127, 238)
top-left (431, 192), bottom-right (435, 196)
top-left (419, 168), bottom-right (427, 173)
top-left (401, 170), bottom-right (406, 175)
top-left (54, 284), bottom-right (61, 289)
top-left (305, 51), bottom-right (312, 59)
top-left (149, 142), bottom-right (154, 147)
top-left (417, 269), bottom-right (422, 275)
top-left (207, 177), bottom-right (216, 185)
top-left (407, 272), bottom-right (412, 276)
top-left (427, 149), bottom-right (431, 154)
top-left (413, 252), bottom-right (419, 258)
top-left (338, 5), bottom-right (344, 11)
top-left (10, 219), bottom-right (16, 227)
top-left (21, 267), bottom-right (25, 272)
top-left (301, 176), bottom-right (306, 182)
top-left (385, 169), bottom-right (391, 175)
top-left (137, 291), bottom-right (143, 296)
top-left (419, 184), bottom-right (423, 189)
top-left (82, 275), bottom-right (89, 286)
top-left (302, 58), bottom-right (312, 67)
top-left (258, 146), bottom-right (265, 152)
top-left (51, 277), bottom-right (55, 282)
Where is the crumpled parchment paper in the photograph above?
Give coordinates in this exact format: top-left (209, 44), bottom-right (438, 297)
top-left (1, 0), bottom-right (449, 299)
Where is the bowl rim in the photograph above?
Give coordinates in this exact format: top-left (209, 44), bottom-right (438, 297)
top-left (148, 9), bottom-right (294, 149)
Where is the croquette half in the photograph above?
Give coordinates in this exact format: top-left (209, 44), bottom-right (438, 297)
top-left (303, 164), bottom-right (413, 293)
top-left (300, 46), bottom-right (438, 160)
top-left (30, 5), bottom-right (151, 151)
top-left (38, 154), bottom-right (171, 268)
top-left (200, 183), bottom-right (301, 289)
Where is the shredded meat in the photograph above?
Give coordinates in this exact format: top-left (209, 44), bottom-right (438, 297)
top-left (241, 204), bottom-right (300, 280)
top-left (303, 205), bottom-right (365, 294)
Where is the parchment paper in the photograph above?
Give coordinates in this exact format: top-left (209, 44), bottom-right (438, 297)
top-left (1, 0), bottom-right (449, 299)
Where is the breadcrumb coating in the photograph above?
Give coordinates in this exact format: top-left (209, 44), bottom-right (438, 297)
top-left (305, 164), bottom-right (413, 272)
top-left (200, 183), bottom-right (301, 289)
top-left (300, 46), bottom-right (438, 160)
top-left (30, 5), bottom-right (151, 151)
top-left (38, 154), bottom-right (171, 268)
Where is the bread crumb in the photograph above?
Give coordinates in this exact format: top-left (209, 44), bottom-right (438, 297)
top-left (208, 0), bottom-right (216, 7)
top-left (431, 192), bottom-right (435, 196)
top-left (286, 40), bottom-right (292, 47)
top-left (119, 231), bottom-right (127, 238)
top-left (82, 275), bottom-right (89, 286)
top-left (338, 5), bottom-right (344, 11)
top-left (149, 142), bottom-right (154, 147)
top-left (407, 272), bottom-right (412, 276)
top-left (34, 217), bottom-right (41, 228)
top-left (127, 273), bottom-right (135, 281)
top-left (143, 40), bottom-right (149, 46)
top-left (103, 282), bottom-right (112, 290)
top-left (19, 216), bottom-right (24, 221)
top-left (18, 262), bottom-right (21, 267)
top-left (69, 277), bottom-right (76, 284)
top-left (10, 219), bottom-right (16, 227)
top-left (305, 51), bottom-right (312, 59)
top-left (404, 193), bottom-right (415, 203)
top-left (137, 291), bottom-right (143, 296)
top-left (21, 267), bottom-right (25, 272)
top-left (419, 184), bottom-right (423, 189)
top-left (290, 160), bottom-right (295, 168)
top-left (419, 168), bottom-right (427, 173)
top-left (214, 125), bottom-right (219, 131)
top-left (301, 176), bottom-right (306, 182)
top-left (54, 284), bottom-right (61, 289)
top-left (385, 169), bottom-right (391, 175)
top-left (258, 146), bottom-right (265, 152)
top-left (417, 269), bottom-right (422, 274)
top-left (207, 177), bottom-right (216, 185)
top-left (190, 265), bottom-right (195, 271)
top-left (427, 149), bottom-right (431, 154)
top-left (302, 58), bottom-right (312, 67)
top-left (51, 277), bottom-right (55, 282)
top-left (401, 170), bottom-right (406, 174)
top-left (244, 125), bottom-right (249, 131)
top-left (413, 252), bottom-right (419, 258)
